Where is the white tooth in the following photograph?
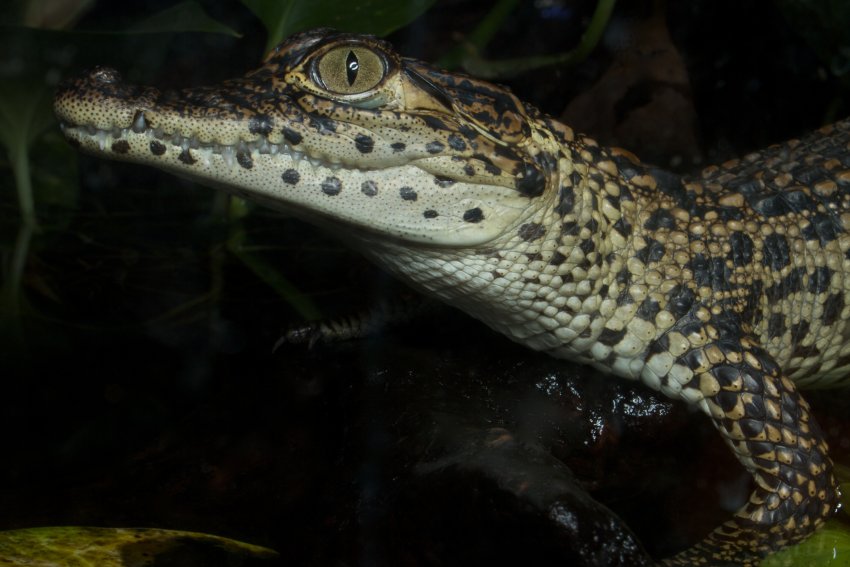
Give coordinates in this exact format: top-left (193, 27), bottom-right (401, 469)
top-left (121, 128), bottom-right (129, 138)
top-left (96, 131), bottom-right (109, 150)
top-left (181, 138), bottom-right (190, 151)
top-left (258, 139), bottom-right (270, 154)
top-left (199, 148), bottom-right (212, 167)
top-left (222, 146), bottom-right (235, 168)
top-left (132, 111), bottom-right (147, 133)
top-left (270, 143), bottom-right (279, 155)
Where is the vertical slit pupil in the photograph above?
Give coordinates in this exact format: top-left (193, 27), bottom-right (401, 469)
top-left (346, 51), bottom-right (359, 86)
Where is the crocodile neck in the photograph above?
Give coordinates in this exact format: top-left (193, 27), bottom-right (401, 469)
top-left (367, 132), bottom-right (657, 366)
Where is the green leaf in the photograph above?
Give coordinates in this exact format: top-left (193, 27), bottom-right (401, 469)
top-left (127, 0), bottom-right (241, 36)
top-left (0, 526), bottom-right (278, 566)
top-left (0, 78), bottom-right (55, 228)
top-left (760, 519), bottom-right (850, 566)
top-left (7, 0), bottom-right (95, 29)
top-left (241, 0), bottom-right (437, 53)
top-left (762, 465), bottom-right (850, 565)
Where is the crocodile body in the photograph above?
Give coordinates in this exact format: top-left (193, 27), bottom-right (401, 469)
top-left (54, 29), bottom-right (844, 565)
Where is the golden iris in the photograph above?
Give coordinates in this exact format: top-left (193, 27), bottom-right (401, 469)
top-left (315, 46), bottom-right (385, 95)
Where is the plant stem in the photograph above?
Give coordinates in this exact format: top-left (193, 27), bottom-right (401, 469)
top-left (438, 0), bottom-right (519, 69)
top-left (461, 0), bottom-right (617, 79)
top-left (10, 142), bottom-right (38, 231)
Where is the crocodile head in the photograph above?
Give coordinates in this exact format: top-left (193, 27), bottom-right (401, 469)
top-left (54, 28), bottom-right (563, 247)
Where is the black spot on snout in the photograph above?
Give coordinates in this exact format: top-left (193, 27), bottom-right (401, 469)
top-left (283, 127), bottom-right (303, 145)
top-left (463, 208), bottom-right (484, 223)
top-left (400, 187), bottom-right (418, 201)
top-left (178, 149), bottom-right (196, 165)
top-left (248, 114), bottom-right (274, 136)
top-left (426, 141), bottom-right (445, 154)
top-left (282, 169), bottom-right (300, 185)
top-left (111, 140), bottom-right (130, 154)
top-left (355, 134), bottom-right (374, 154)
top-left (309, 115), bottom-right (337, 134)
top-left (236, 151), bottom-right (253, 169)
top-left (150, 140), bottom-right (166, 156)
top-left (322, 177), bottom-right (342, 196)
top-left (361, 180), bottom-right (378, 196)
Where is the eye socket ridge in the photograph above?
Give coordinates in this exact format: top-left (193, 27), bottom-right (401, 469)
top-left (312, 43), bottom-right (388, 96)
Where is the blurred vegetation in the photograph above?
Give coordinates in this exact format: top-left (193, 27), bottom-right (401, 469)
top-left (0, 526), bottom-right (278, 566)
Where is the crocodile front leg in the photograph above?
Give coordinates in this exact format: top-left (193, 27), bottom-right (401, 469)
top-left (663, 326), bottom-right (838, 566)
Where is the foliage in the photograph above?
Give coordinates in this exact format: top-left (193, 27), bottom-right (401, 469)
top-left (0, 527), bottom-right (277, 566)
top-left (241, 0), bottom-right (437, 54)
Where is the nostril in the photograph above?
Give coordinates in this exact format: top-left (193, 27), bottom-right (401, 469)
top-left (89, 66), bottom-right (121, 84)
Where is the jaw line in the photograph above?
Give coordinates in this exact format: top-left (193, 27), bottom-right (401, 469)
top-left (58, 118), bottom-right (381, 173)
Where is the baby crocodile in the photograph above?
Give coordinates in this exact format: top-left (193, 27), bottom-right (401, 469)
top-left (54, 29), bottom-right (844, 565)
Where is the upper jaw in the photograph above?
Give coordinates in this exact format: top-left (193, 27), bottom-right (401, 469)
top-left (54, 66), bottom-right (392, 172)
top-left (54, 67), bottom-right (286, 147)
top-left (55, 67), bottom-right (160, 134)
top-left (53, 47), bottom-right (544, 198)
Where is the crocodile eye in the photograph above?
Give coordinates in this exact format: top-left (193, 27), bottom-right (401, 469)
top-left (315, 45), bottom-right (385, 95)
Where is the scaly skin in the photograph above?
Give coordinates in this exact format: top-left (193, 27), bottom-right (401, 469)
top-left (54, 29), bottom-right (845, 565)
